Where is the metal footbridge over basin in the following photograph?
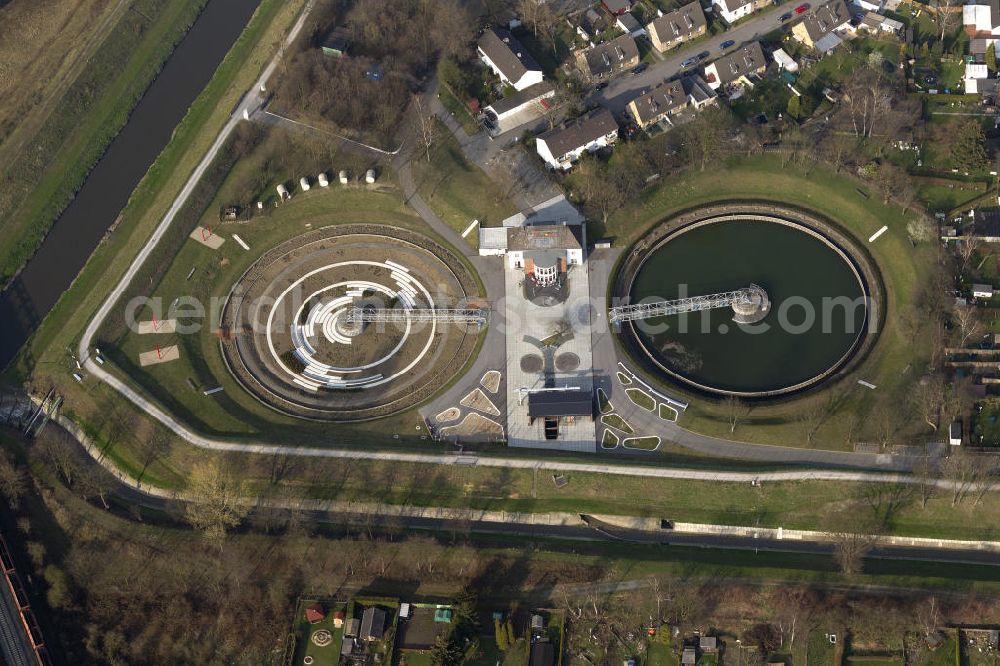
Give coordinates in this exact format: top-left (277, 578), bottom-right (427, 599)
top-left (345, 306), bottom-right (490, 326)
top-left (609, 284), bottom-right (769, 326)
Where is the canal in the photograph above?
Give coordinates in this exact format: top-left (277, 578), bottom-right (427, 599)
top-left (0, 0), bottom-right (261, 370)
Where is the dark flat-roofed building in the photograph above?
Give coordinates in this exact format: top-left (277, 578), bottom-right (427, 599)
top-left (527, 389), bottom-right (595, 420)
top-left (360, 607), bottom-right (387, 641)
top-left (647, 2), bottom-right (707, 52)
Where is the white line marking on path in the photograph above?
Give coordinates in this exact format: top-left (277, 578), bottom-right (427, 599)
top-left (868, 226), bottom-right (888, 243)
top-left (461, 219), bottom-right (480, 238)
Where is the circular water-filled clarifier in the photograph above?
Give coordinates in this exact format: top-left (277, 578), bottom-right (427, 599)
top-left (624, 212), bottom-right (870, 397)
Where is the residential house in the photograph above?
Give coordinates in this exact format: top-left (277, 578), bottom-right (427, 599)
top-left (535, 108), bottom-right (619, 170)
top-left (703, 41), bottom-right (767, 92)
top-left (974, 283), bottom-right (995, 298)
top-left (483, 81), bottom-right (555, 134)
top-left (713, 0), bottom-right (769, 24)
top-left (647, 2), bottom-right (708, 52)
top-left (791, 0), bottom-right (853, 52)
top-left (772, 47), bottom-right (799, 72)
top-left (949, 420), bottom-right (962, 446)
top-left (859, 12), bottom-right (904, 36)
top-left (964, 0), bottom-right (1000, 39)
top-left (603, 0), bottom-right (633, 16)
top-left (617, 12), bottom-right (645, 35)
top-left (360, 607), bottom-right (386, 641)
top-left (320, 27), bottom-right (351, 57)
top-left (478, 27), bottom-right (545, 91)
top-left (576, 34), bottom-right (640, 80)
top-left (964, 62), bottom-right (1000, 94)
top-left (305, 603), bottom-right (325, 624)
top-left (626, 75), bottom-right (716, 128)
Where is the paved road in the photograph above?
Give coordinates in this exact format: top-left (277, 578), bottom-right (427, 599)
top-left (588, 4), bottom-right (799, 115)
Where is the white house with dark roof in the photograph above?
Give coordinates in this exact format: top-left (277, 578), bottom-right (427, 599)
top-left (478, 27), bottom-right (544, 91)
top-left (713, 0), bottom-right (769, 24)
top-left (703, 41), bottom-right (767, 93)
top-left (535, 108), bottom-right (619, 170)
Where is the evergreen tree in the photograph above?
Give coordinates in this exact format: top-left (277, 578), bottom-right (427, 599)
top-left (430, 634), bottom-right (463, 666)
top-left (495, 618), bottom-right (509, 651)
top-left (951, 120), bottom-right (990, 172)
top-left (786, 95), bottom-right (800, 121)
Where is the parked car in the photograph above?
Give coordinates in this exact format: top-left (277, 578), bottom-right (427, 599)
top-left (680, 56), bottom-right (698, 67)
top-left (697, 50), bottom-right (710, 60)
top-left (795, 3), bottom-right (810, 13)
top-left (719, 39), bottom-right (735, 49)
top-left (595, 81), bottom-right (609, 91)
top-left (779, 11), bottom-right (793, 20)
top-left (631, 63), bottom-right (649, 75)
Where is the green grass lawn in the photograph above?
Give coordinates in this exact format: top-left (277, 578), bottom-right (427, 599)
top-left (646, 632), bottom-right (678, 666)
top-left (912, 631), bottom-right (959, 666)
top-left (412, 123), bottom-right (518, 245)
top-left (293, 603), bottom-right (345, 666)
top-left (918, 183), bottom-right (988, 214)
top-left (626, 388), bottom-right (656, 411)
top-left (622, 436), bottom-right (660, 450)
top-left (439, 86), bottom-right (480, 135)
top-left (601, 414), bottom-right (634, 434)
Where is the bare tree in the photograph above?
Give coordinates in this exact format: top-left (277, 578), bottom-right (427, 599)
top-left (727, 396), bottom-right (752, 434)
top-left (906, 215), bottom-right (936, 245)
top-left (183, 460), bottom-right (250, 545)
top-left (911, 375), bottom-right (945, 432)
top-left (830, 513), bottom-right (880, 576)
top-left (940, 450), bottom-right (981, 506)
top-left (0, 452), bottom-right (26, 510)
top-left (958, 236), bottom-right (980, 272)
top-left (912, 457), bottom-right (940, 508)
top-left (952, 304), bottom-right (982, 347)
top-left (840, 66), bottom-right (894, 139)
top-left (931, 0), bottom-right (960, 43)
top-left (413, 95), bottom-right (437, 163)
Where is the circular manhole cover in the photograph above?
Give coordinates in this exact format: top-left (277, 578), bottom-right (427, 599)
top-left (555, 353), bottom-right (580, 372)
top-left (520, 354), bottom-right (543, 373)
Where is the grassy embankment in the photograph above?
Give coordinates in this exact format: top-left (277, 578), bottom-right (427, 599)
top-left (412, 120), bottom-right (518, 248)
top-left (0, 0), bottom-right (210, 288)
top-left (592, 153), bottom-right (933, 453)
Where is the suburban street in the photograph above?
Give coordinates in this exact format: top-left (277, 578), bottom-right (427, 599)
top-left (588, 3), bottom-right (799, 115)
